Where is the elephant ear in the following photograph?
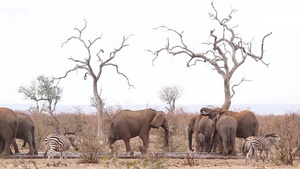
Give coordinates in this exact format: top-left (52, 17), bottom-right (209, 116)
top-left (188, 116), bottom-right (196, 127)
top-left (150, 111), bottom-right (165, 128)
top-left (219, 109), bottom-right (230, 117)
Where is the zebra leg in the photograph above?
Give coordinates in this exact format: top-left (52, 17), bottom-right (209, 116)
top-left (266, 150), bottom-right (269, 162)
top-left (47, 149), bottom-right (54, 166)
top-left (260, 150), bottom-right (264, 162)
top-left (63, 151), bottom-right (68, 166)
top-left (254, 149), bottom-right (259, 162)
top-left (56, 152), bottom-right (63, 167)
top-left (46, 153), bottom-right (51, 166)
top-left (246, 146), bottom-right (253, 163)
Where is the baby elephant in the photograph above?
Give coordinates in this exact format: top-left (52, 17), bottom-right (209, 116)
top-left (44, 132), bottom-right (79, 167)
top-left (196, 133), bottom-right (205, 152)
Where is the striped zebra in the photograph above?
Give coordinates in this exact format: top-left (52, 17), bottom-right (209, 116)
top-left (244, 133), bottom-right (280, 162)
top-left (44, 132), bottom-right (79, 166)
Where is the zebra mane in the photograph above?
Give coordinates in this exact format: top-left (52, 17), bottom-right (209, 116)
top-left (264, 133), bottom-right (279, 138)
top-left (64, 132), bottom-right (77, 137)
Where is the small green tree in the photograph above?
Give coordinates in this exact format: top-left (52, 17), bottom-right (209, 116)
top-left (158, 85), bottom-right (182, 113)
top-left (18, 75), bottom-right (62, 133)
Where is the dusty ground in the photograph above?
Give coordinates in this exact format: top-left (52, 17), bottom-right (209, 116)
top-left (1, 158), bottom-right (300, 169)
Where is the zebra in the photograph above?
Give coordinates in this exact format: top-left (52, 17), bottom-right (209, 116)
top-left (44, 132), bottom-right (79, 166)
top-left (244, 133), bottom-right (280, 162)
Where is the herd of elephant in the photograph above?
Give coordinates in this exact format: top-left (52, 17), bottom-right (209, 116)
top-left (108, 107), bottom-right (258, 156)
top-left (0, 108), bottom-right (37, 157)
top-left (0, 107), bottom-right (258, 157)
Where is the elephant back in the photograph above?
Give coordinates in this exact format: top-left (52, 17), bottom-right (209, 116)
top-left (231, 110), bottom-right (258, 138)
top-left (0, 108), bottom-right (18, 138)
top-left (198, 116), bottom-right (213, 136)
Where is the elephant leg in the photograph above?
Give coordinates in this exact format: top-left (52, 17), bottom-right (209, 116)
top-left (222, 138), bottom-right (227, 156)
top-left (195, 138), bottom-right (200, 152)
top-left (195, 143), bottom-right (200, 152)
top-left (139, 134), bottom-right (149, 154)
top-left (12, 139), bottom-right (20, 153)
top-left (231, 137), bottom-right (236, 155)
top-left (0, 131), bottom-right (14, 156)
top-left (0, 139), bottom-right (4, 154)
top-left (24, 132), bottom-right (35, 155)
top-left (123, 138), bottom-right (133, 155)
top-left (109, 139), bottom-right (116, 155)
top-left (218, 136), bottom-right (223, 154)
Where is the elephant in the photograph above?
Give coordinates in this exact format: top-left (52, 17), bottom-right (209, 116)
top-left (108, 109), bottom-right (169, 155)
top-left (200, 107), bottom-right (258, 139)
top-left (201, 107), bottom-right (257, 153)
top-left (210, 110), bottom-right (238, 155)
top-left (12, 112), bottom-right (38, 155)
top-left (0, 108), bottom-right (18, 157)
top-left (188, 115), bottom-right (216, 152)
top-left (195, 133), bottom-right (205, 152)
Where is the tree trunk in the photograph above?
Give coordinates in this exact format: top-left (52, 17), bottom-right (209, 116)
top-left (93, 80), bottom-right (104, 141)
top-left (222, 77), bottom-right (231, 110)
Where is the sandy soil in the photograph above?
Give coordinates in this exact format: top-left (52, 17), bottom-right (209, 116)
top-left (1, 158), bottom-right (300, 169)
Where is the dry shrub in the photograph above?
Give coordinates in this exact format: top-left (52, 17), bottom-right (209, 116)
top-left (257, 112), bottom-right (300, 165)
top-left (151, 108), bottom-right (192, 152)
top-left (17, 105), bottom-right (300, 167)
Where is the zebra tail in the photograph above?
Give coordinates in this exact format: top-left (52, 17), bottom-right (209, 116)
top-left (44, 135), bottom-right (50, 157)
top-left (243, 141), bottom-right (250, 154)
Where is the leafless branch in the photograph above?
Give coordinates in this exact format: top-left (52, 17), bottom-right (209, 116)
top-left (231, 77), bottom-right (252, 98)
top-left (149, 26), bottom-right (195, 66)
top-left (149, 3), bottom-right (271, 109)
top-left (105, 63), bottom-right (134, 88)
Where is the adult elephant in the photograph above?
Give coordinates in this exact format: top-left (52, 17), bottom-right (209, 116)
top-left (108, 109), bottom-right (169, 155)
top-left (0, 108), bottom-right (18, 157)
top-left (200, 107), bottom-right (258, 139)
top-left (12, 112), bottom-right (38, 155)
top-left (209, 110), bottom-right (238, 155)
top-left (188, 115), bottom-right (215, 152)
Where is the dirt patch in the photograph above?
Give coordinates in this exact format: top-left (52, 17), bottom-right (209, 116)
top-left (1, 158), bottom-right (300, 169)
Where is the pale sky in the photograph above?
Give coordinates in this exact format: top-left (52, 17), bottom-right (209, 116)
top-left (1, 0), bottom-right (300, 109)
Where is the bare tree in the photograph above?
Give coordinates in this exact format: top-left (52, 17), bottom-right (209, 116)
top-left (55, 20), bottom-right (133, 140)
top-left (158, 85), bottom-right (182, 113)
top-left (149, 2), bottom-right (271, 110)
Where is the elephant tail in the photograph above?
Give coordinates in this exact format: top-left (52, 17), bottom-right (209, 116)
top-left (253, 122), bottom-right (259, 136)
top-left (107, 122), bottom-right (115, 145)
top-left (31, 126), bottom-right (38, 154)
top-left (12, 120), bottom-right (18, 140)
top-left (22, 141), bottom-right (27, 147)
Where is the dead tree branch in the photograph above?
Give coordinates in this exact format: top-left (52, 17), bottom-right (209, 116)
top-left (54, 20), bottom-right (133, 140)
top-left (231, 77), bottom-right (252, 98)
top-left (148, 2), bottom-right (271, 109)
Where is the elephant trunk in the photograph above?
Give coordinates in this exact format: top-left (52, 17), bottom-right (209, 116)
top-left (200, 107), bottom-right (211, 115)
top-left (188, 126), bottom-right (194, 151)
top-left (162, 120), bottom-right (169, 146)
top-left (208, 117), bottom-right (218, 153)
top-left (208, 131), bottom-right (217, 153)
